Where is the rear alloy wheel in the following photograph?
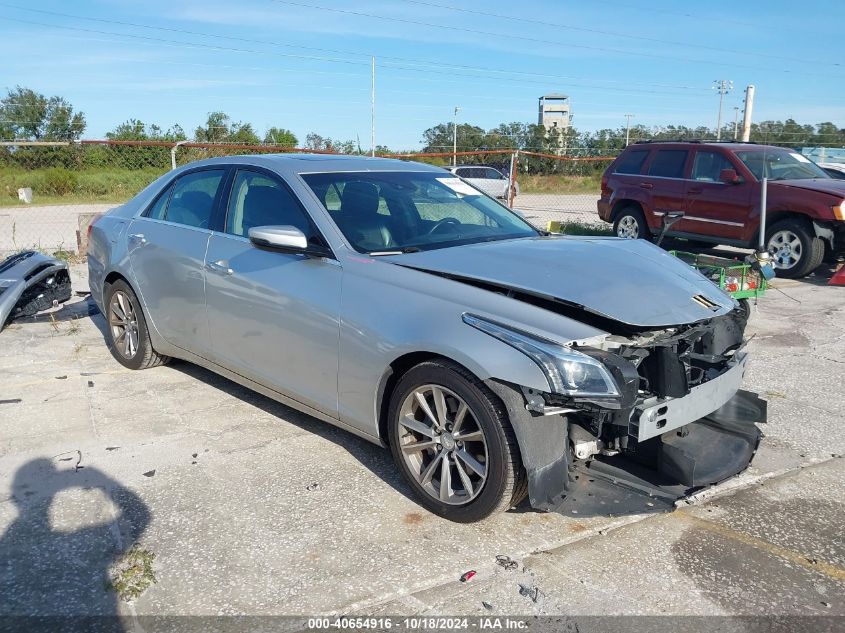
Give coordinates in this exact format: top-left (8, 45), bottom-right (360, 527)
top-left (105, 280), bottom-right (170, 370)
top-left (388, 360), bottom-right (525, 522)
top-left (766, 219), bottom-right (825, 279)
top-left (613, 207), bottom-right (651, 241)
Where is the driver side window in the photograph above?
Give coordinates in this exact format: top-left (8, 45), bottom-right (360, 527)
top-left (225, 170), bottom-right (314, 239)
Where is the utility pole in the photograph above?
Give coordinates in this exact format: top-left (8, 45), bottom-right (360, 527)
top-left (624, 114), bottom-right (634, 146)
top-left (732, 107), bottom-right (740, 140)
top-left (740, 84), bottom-right (755, 142)
top-left (452, 106), bottom-right (461, 167)
top-left (713, 79), bottom-right (733, 141)
top-left (370, 57), bottom-right (375, 157)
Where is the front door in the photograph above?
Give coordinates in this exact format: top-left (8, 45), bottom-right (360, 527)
top-left (127, 168), bottom-right (225, 356)
top-left (684, 150), bottom-right (752, 240)
top-left (204, 168), bottom-right (342, 417)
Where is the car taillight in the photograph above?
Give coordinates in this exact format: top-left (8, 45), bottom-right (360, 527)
top-left (86, 213), bottom-right (104, 239)
top-left (601, 173), bottom-right (608, 191)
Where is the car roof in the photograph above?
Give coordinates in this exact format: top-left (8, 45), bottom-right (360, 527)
top-left (629, 141), bottom-right (788, 152)
top-left (171, 153), bottom-right (449, 176)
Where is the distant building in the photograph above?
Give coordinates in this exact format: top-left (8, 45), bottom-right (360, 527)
top-left (538, 94), bottom-right (572, 132)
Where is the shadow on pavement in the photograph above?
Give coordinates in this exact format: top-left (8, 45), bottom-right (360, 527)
top-left (0, 458), bottom-right (150, 629)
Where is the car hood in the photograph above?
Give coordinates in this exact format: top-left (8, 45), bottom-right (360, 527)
top-left (771, 178), bottom-right (845, 198)
top-left (382, 236), bottom-right (736, 328)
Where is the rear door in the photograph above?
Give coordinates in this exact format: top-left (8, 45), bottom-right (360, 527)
top-left (684, 149), bottom-right (752, 240)
top-left (127, 168), bottom-right (225, 356)
top-left (641, 148), bottom-right (690, 232)
top-left (203, 168), bottom-right (342, 417)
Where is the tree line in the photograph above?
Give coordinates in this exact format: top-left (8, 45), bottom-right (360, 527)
top-left (2, 85), bottom-right (844, 154)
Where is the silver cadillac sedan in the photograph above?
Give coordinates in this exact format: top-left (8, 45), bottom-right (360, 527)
top-left (88, 155), bottom-right (766, 522)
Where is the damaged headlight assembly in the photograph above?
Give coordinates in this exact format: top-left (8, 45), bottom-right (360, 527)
top-left (462, 313), bottom-right (620, 397)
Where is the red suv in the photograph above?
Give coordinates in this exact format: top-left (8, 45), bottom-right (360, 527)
top-left (598, 141), bottom-right (845, 278)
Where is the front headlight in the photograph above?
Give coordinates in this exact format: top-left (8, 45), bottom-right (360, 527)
top-left (463, 313), bottom-right (620, 397)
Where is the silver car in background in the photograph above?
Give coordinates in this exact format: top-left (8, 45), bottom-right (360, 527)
top-left (88, 155), bottom-right (766, 522)
top-left (446, 165), bottom-right (518, 199)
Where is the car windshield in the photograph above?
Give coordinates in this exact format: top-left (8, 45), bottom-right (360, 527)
top-left (301, 171), bottom-right (538, 253)
top-left (735, 149), bottom-right (830, 181)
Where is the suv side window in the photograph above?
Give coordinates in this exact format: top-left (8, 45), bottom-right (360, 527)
top-left (692, 151), bottom-right (735, 182)
top-left (648, 150), bottom-right (688, 179)
top-left (614, 150), bottom-right (648, 175)
top-left (145, 169), bottom-right (224, 228)
top-left (225, 169), bottom-right (315, 239)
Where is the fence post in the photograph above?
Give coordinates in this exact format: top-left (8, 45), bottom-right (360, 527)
top-left (170, 140), bottom-right (189, 170)
top-left (508, 151), bottom-right (518, 209)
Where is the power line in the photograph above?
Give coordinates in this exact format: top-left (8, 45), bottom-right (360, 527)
top-left (0, 3), bottom-right (709, 92)
top-left (267, 0), bottom-right (844, 77)
top-left (397, 0), bottom-right (839, 68)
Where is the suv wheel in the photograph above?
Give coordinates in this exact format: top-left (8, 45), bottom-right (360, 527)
top-left (613, 207), bottom-right (651, 241)
top-left (766, 219), bottom-right (824, 279)
top-left (387, 360), bottom-right (526, 523)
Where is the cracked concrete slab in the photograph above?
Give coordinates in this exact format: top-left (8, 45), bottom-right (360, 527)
top-left (0, 265), bottom-right (842, 621)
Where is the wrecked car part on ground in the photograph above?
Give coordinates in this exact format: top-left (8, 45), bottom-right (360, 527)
top-left (0, 251), bottom-right (72, 330)
top-left (478, 305), bottom-right (766, 516)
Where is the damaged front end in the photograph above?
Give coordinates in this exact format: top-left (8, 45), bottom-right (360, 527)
top-left (477, 306), bottom-right (767, 516)
top-left (0, 251), bottom-right (73, 330)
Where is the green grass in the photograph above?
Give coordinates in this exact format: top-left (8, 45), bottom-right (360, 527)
top-left (519, 174), bottom-right (601, 195)
top-left (550, 220), bottom-right (614, 236)
top-left (0, 167), bottom-right (165, 207)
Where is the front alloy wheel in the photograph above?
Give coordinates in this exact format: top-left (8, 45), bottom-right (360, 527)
top-left (765, 219), bottom-right (825, 279)
top-left (397, 384), bottom-right (488, 505)
top-left (387, 360), bottom-right (526, 522)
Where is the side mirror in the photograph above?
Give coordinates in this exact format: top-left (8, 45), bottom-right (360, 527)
top-left (719, 168), bottom-right (741, 184)
top-left (248, 225), bottom-right (331, 258)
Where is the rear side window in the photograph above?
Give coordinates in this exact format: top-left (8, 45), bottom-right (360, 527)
top-left (692, 151), bottom-right (735, 182)
top-left (144, 169), bottom-right (224, 229)
top-left (648, 150), bottom-right (688, 178)
top-left (614, 150), bottom-right (648, 175)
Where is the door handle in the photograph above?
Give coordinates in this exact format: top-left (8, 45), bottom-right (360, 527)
top-left (639, 182), bottom-right (653, 190)
top-left (128, 233), bottom-right (146, 244)
top-left (206, 260), bottom-right (233, 275)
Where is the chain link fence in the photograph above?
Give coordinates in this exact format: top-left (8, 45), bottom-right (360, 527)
top-left (0, 141), bottom-right (616, 257)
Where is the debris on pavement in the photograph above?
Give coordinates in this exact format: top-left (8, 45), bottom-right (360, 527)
top-left (459, 570), bottom-right (477, 583)
top-left (87, 380), bottom-right (94, 387)
top-left (53, 449), bottom-right (83, 471)
top-left (55, 375), bottom-right (67, 380)
top-left (0, 251), bottom-right (72, 331)
top-left (495, 555), bottom-right (519, 571)
top-left (142, 470), bottom-right (156, 478)
top-left (306, 482), bottom-right (321, 491)
top-left (105, 446), bottom-right (120, 451)
top-left (0, 398), bottom-right (22, 405)
top-left (482, 601), bottom-right (493, 610)
top-left (518, 583), bottom-right (544, 603)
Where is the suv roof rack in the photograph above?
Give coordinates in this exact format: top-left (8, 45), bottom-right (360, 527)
top-left (633, 139), bottom-right (759, 145)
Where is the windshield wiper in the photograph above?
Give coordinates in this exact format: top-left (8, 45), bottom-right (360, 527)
top-left (368, 246), bottom-right (422, 256)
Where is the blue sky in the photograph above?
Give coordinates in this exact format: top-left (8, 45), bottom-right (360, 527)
top-left (1, 0), bottom-right (843, 149)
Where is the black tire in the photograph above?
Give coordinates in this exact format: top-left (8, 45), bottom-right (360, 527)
top-left (612, 206), bottom-right (652, 242)
top-left (387, 360), bottom-right (525, 523)
top-left (104, 280), bottom-right (170, 370)
top-left (765, 219), bottom-right (825, 279)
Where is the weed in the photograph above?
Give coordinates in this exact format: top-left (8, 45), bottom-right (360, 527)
top-left (108, 546), bottom-right (157, 602)
top-left (547, 220), bottom-right (614, 237)
top-left (66, 318), bottom-right (80, 336)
